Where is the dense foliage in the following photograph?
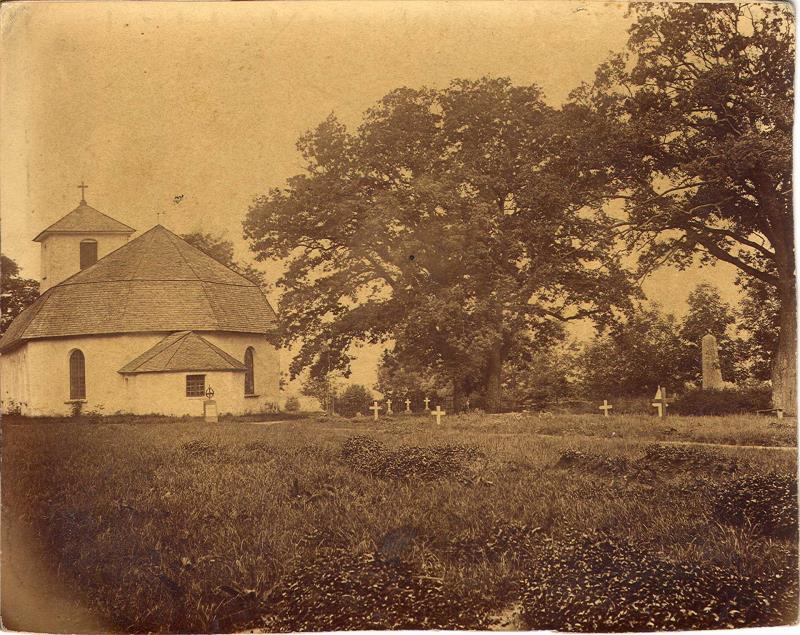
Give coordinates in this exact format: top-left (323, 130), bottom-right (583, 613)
top-left (576, 2), bottom-right (795, 409)
top-left (1, 254), bottom-right (39, 335)
top-left (335, 384), bottom-right (373, 418)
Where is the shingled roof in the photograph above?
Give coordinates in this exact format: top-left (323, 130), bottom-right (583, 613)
top-left (119, 331), bottom-right (246, 374)
top-left (33, 201), bottom-right (136, 241)
top-left (0, 225), bottom-right (277, 352)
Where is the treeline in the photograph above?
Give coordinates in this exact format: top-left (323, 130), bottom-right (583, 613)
top-left (373, 283), bottom-right (777, 409)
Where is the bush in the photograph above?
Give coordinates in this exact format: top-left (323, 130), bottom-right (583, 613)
top-left (262, 547), bottom-right (490, 631)
top-left (519, 532), bottom-right (793, 631)
top-left (284, 396), bottom-right (300, 412)
top-left (714, 473), bottom-right (798, 539)
top-left (336, 384), bottom-right (373, 418)
top-left (671, 387), bottom-right (771, 416)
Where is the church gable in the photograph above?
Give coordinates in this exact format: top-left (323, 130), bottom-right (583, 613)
top-left (119, 331), bottom-right (246, 374)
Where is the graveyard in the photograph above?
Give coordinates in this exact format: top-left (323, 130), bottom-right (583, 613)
top-left (0, 2), bottom-right (795, 633)
top-left (2, 408), bottom-right (797, 632)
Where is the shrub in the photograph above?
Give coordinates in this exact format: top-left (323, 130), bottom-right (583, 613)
top-left (519, 532), bottom-right (792, 631)
top-left (671, 387), bottom-right (771, 416)
top-left (283, 396), bottom-right (300, 412)
top-left (640, 444), bottom-right (737, 475)
top-left (714, 473), bottom-right (798, 539)
top-left (336, 384), bottom-right (373, 418)
top-left (262, 547), bottom-right (490, 631)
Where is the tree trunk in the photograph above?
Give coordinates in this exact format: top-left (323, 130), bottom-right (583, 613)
top-left (772, 279), bottom-right (797, 414)
top-left (485, 343), bottom-right (504, 413)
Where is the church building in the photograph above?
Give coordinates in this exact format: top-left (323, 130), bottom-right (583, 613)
top-left (1, 192), bottom-right (280, 417)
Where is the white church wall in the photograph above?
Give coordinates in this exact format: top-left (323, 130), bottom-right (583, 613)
top-left (3, 331), bottom-right (280, 417)
top-left (0, 345), bottom-right (31, 414)
top-left (201, 332), bottom-right (281, 412)
top-left (40, 233), bottom-right (131, 291)
top-left (125, 371), bottom-right (245, 416)
top-left (23, 332), bottom-right (164, 416)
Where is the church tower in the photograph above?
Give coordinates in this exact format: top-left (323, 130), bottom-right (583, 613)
top-left (34, 183), bottom-right (136, 291)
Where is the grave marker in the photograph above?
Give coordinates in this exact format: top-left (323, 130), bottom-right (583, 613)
top-left (599, 400), bottom-right (613, 417)
top-left (423, 397), bottom-right (430, 410)
top-left (204, 385), bottom-right (217, 423)
top-left (404, 398), bottom-right (411, 413)
top-left (369, 401), bottom-right (382, 421)
top-left (702, 333), bottom-right (724, 390)
top-left (386, 398), bottom-right (393, 415)
top-left (431, 405), bottom-right (446, 425)
top-left (651, 386), bottom-right (673, 418)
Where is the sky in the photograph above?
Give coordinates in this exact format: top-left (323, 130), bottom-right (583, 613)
top-left (0, 0), bottom-right (743, 394)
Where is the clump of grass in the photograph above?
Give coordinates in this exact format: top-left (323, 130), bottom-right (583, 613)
top-left (714, 473), bottom-right (798, 539)
top-left (340, 435), bottom-right (483, 481)
top-left (518, 531), bottom-right (794, 631)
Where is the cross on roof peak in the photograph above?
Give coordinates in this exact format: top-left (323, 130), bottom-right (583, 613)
top-left (78, 181), bottom-right (88, 203)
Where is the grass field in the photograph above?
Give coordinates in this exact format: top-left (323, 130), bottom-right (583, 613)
top-left (2, 412), bottom-right (797, 632)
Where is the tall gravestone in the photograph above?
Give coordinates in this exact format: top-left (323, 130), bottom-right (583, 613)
top-left (701, 333), bottom-right (724, 390)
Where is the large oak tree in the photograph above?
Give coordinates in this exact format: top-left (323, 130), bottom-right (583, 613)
top-left (244, 78), bottom-right (631, 411)
top-left (577, 3), bottom-right (795, 410)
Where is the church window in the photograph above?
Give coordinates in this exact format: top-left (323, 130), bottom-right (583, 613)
top-left (244, 347), bottom-right (255, 395)
top-left (186, 374), bottom-right (205, 397)
top-left (80, 239), bottom-right (98, 269)
top-left (69, 350), bottom-right (86, 400)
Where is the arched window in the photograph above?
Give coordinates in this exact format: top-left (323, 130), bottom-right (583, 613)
top-left (80, 239), bottom-right (98, 269)
top-left (244, 347), bottom-right (255, 395)
top-left (69, 350), bottom-right (86, 399)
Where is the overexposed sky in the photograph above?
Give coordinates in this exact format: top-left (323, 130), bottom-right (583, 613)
top-left (0, 0), bottom-right (742, 392)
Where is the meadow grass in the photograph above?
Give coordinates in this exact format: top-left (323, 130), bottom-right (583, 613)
top-left (2, 412), bottom-right (797, 632)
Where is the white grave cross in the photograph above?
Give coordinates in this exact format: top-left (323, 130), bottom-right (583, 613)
top-left (651, 386), bottom-right (672, 418)
top-left (599, 400), bottom-right (613, 417)
top-left (423, 397), bottom-right (431, 410)
top-left (386, 398), bottom-right (393, 415)
top-left (369, 401), bottom-right (382, 421)
top-left (431, 405), bottom-right (446, 425)
top-left (404, 398), bottom-right (411, 413)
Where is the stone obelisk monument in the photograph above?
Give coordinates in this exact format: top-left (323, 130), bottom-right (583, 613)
top-left (701, 333), bottom-right (724, 390)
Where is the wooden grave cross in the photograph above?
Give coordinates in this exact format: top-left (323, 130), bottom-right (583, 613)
top-left (599, 400), bottom-right (613, 417)
top-left (651, 386), bottom-right (673, 418)
top-left (369, 401), bottom-right (382, 421)
top-left (386, 398), bottom-right (393, 415)
top-left (431, 405), bottom-right (446, 425)
top-left (404, 398), bottom-right (411, 413)
top-left (423, 396), bottom-right (431, 410)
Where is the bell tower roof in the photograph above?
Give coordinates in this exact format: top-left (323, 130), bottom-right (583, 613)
top-left (33, 200), bottom-right (136, 242)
